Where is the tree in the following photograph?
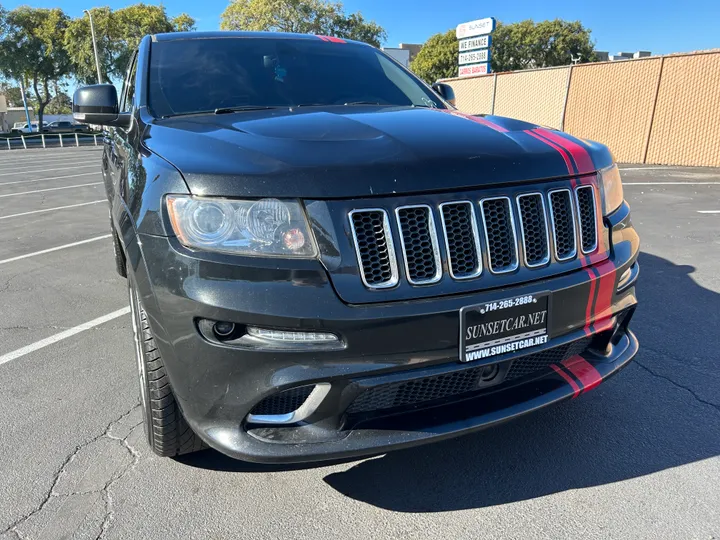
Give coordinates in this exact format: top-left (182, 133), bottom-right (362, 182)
top-left (220, 0), bottom-right (386, 48)
top-left (0, 7), bottom-right (71, 130)
top-left (492, 19), bottom-right (596, 72)
top-left (410, 29), bottom-right (457, 84)
top-left (410, 19), bottom-right (596, 84)
top-left (46, 91), bottom-right (72, 114)
top-left (0, 84), bottom-right (26, 107)
top-left (64, 4), bottom-right (196, 85)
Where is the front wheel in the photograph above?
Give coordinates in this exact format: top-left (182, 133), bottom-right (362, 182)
top-left (128, 271), bottom-right (206, 457)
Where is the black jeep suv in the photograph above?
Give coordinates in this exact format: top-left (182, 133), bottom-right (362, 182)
top-left (73, 32), bottom-right (639, 463)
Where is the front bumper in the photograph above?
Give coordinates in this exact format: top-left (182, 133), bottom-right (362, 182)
top-left (130, 203), bottom-right (639, 463)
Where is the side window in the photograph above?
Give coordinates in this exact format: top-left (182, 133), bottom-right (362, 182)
top-left (120, 53), bottom-right (139, 113)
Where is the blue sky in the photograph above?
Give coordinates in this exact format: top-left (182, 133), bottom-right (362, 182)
top-left (4, 0), bottom-right (718, 56)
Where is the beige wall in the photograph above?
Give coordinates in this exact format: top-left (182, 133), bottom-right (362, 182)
top-left (494, 67), bottom-right (569, 130)
top-left (443, 51), bottom-right (720, 167)
top-left (445, 75), bottom-right (494, 115)
top-left (646, 53), bottom-right (720, 166)
top-left (564, 58), bottom-right (662, 163)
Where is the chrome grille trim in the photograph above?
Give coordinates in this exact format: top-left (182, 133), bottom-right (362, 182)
top-left (516, 193), bottom-right (551, 268)
top-left (479, 196), bottom-right (519, 274)
top-left (348, 208), bottom-right (399, 290)
top-left (574, 185), bottom-right (599, 254)
top-left (439, 201), bottom-right (483, 280)
top-left (394, 205), bottom-right (443, 285)
top-left (547, 188), bottom-right (578, 262)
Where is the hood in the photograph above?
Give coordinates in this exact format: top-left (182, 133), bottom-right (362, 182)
top-left (143, 106), bottom-right (613, 199)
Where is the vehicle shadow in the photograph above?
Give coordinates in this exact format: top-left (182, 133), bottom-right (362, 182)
top-left (322, 251), bottom-right (720, 511)
top-left (180, 252), bottom-right (720, 511)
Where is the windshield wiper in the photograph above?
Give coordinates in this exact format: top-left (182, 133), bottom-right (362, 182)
top-left (343, 101), bottom-right (386, 106)
top-left (214, 106), bottom-right (280, 114)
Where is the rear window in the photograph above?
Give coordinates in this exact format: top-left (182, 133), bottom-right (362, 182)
top-left (148, 37), bottom-right (443, 117)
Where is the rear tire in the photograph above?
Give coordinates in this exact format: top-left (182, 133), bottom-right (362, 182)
top-left (128, 272), bottom-right (206, 457)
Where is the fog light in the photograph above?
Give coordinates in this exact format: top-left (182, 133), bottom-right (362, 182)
top-left (214, 321), bottom-right (236, 337)
top-left (246, 326), bottom-right (339, 343)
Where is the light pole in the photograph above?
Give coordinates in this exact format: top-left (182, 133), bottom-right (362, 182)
top-left (84, 9), bottom-right (103, 84)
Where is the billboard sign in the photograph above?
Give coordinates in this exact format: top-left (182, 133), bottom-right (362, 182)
top-left (458, 63), bottom-right (489, 78)
top-left (459, 35), bottom-right (491, 52)
top-left (456, 17), bottom-right (496, 39)
top-left (459, 49), bottom-right (490, 65)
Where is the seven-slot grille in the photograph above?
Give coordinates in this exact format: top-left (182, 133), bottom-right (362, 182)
top-left (349, 185), bottom-right (599, 289)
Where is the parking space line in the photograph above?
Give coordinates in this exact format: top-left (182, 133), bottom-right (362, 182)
top-left (0, 171), bottom-right (98, 186)
top-left (0, 307), bottom-right (130, 367)
top-left (619, 167), bottom-right (675, 171)
top-left (0, 182), bottom-right (102, 198)
top-left (624, 182), bottom-right (720, 186)
top-left (0, 200), bottom-right (106, 220)
top-left (697, 210), bottom-right (720, 214)
top-left (0, 235), bottom-right (111, 265)
top-left (0, 164), bottom-right (98, 177)
top-left (0, 155), bottom-right (99, 166)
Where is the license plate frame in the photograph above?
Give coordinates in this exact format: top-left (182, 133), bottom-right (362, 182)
top-left (459, 292), bottom-right (551, 363)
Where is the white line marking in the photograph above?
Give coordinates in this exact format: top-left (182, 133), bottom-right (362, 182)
top-left (0, 155), bottom-right (99, 166)
top-left (0, 235), bottom-right (111, 265)
top-left (0, 171), bottom-right (97, 186)
top-left (0, 307), bottom-right (130, 366)
top-left (0, 182), bottom-right (102, 198)
top-left (619, 167), bottom-right (675, 171)
top-left (0, 200), bottom-right (106, 220)
top-left (0, 164), bottom-right (97, 177)
top-left (697, 210), bottom-right (720, 214)
top-left (624, 182), bottom-right (720, 186)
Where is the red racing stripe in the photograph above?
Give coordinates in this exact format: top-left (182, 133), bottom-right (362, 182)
top-left (525, 130), bottom-right (574, 178)
top-left (561, 356), bottom-right (603, 393)
top-left (534, 128), bottom-right (595, 174)
top-left (467, 115), bottom-right (509, 133)
top-left (590, 260), bottom-right (617, 326)
top-left (550, 364), bottom-right (581, 398)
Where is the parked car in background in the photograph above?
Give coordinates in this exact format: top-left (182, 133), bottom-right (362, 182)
top-left (42, 120), bottom-right (91, 134)
top-left (10, 122), bottom-right (45, 134)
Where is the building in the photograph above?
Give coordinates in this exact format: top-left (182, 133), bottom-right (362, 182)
top-left (595, 50), bottom-right (652, 62)
top-left (382, 43), bottom-right (423, 68)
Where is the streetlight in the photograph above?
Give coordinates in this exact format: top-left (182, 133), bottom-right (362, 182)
top-left (83, 9), bottom-right (103, 84)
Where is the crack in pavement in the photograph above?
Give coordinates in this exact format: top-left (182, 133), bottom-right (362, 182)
top-left (0, 404), bottom-right (142, 540)
top-left (634, 360), bottom-right (720, 415)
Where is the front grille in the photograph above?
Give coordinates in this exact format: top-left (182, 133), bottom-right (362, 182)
top-left (516, 193), bottom-right (550, 267)
top-left (396, 205), bottom-right (441, 285)
top-left (440, 202), bottom-right (482, 279)
top-left (575, 186), bottom-right (598, 253)
top-left (348, 183), bottom-right (599, 289)
top-left (250, 386), bottom-right (314, 416)
top-left (548, 189), bottom-right (577, 261)
top-left (346, 338), bottom-right (592, 415)
top-left (349, 209), bottom-right (398, 288)
top-left (480, 197), bottom-right (518, 273)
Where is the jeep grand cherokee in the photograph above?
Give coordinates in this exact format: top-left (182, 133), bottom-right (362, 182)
top-left (72, 32), bottom-right (639, 463)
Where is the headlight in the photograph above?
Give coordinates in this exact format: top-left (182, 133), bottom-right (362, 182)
top-left (598, 164), bottom-right (624, 216)
top-left (166, 196), bottom-right (317, 258)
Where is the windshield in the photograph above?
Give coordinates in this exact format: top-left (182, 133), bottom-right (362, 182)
top-left (148, 37), bottom-right (444, 117)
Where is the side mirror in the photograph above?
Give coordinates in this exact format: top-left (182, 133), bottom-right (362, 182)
top-left (432, 82), bottom-right (456, 107)
top-left (73, 84), bottom-right (131, 128)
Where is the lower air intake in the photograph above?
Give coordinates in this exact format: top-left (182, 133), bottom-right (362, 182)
top-left (250, 386), bottom-right (314, 416)
top-left (346, 338), bottom-right (592, 415)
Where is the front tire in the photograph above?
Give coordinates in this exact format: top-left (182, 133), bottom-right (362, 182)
top-left (128, 272), bottom-right (205, 457)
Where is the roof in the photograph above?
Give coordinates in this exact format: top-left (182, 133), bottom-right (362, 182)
top-left (152, 30), bottom-right (365, 47)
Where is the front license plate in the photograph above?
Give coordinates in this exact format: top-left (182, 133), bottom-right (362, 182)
top-left (460, 293), bottom-right (550, 363)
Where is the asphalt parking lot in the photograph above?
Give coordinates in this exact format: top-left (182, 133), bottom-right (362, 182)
top-left (0, 148), bottom-right (718, 540)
